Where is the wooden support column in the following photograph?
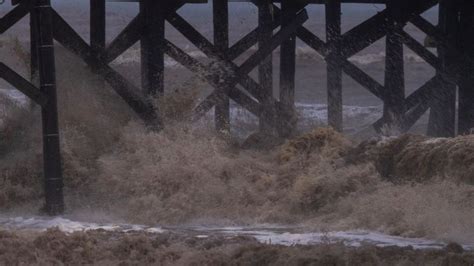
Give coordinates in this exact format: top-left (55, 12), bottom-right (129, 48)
top-left (325, 0), bottom-right (343, 132)
top-left (90, 0), bottom-right (106, 55)
top-left (427, 0), bottom-right (457, 137)
top-left (258, 0), bottom-right (274, 134)
top-left (213, 0), bottom-right (230, 132)
top-left (30, 10), bottom-right (39, 85)
top-left (383, 0), bottom-right (405, 130)
top-left (34, 0), bottom-right (64, 215)
top-left (457, 1), bottom-right (474, 135)
top-left (278, 0), bottom-right (297, 137)
top-left (140, 0), bottom-right (165, 97)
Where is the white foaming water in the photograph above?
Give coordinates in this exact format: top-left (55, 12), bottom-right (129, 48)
top-left (0, 216), bottom-right (164, 234)
top-left (0, 216), bottom-right (471, 250)
top-left (111, 46), bottom-right (427, 68)
top-left (0, 89), bottom-right (27, 104)
top-left (0, 88), bottom-right (383, 135)
top-left (228, 102), bottom-right (382, 137)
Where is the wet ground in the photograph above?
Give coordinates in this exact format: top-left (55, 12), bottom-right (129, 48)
top-left (3, 215), bottom-right (472, 250)
top-left (0, 227), bottom-right (473, 265)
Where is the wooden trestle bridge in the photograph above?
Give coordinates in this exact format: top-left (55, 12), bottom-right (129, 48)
top-left (0, 0), bottom-right (473, 214)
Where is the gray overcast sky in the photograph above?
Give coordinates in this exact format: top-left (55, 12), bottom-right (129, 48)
top-left (0, 1), bottom-right (437, 22)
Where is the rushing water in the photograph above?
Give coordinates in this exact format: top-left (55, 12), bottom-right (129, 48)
top-left (1, 216), bottom-right (471, 250)
top-left (0, 4), bottom-right (473, 258)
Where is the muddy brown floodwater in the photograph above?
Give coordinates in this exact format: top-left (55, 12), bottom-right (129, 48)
top-left (0, 229), bottom-right (473, 266)
top-left (0, 35), bottom-right (473, 265)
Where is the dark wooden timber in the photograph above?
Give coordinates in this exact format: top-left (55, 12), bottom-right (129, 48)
top-left (278, 0), bottom-right (298, 137)
top-left (0, 3), bottom-right (29, 33)
top-left (325, 0), bottom-right (343, 132)
top-left (30, 8), bottom-right (39, 85)
top-left (140, 0), bottom-right (165, 96)
top-left (213, 0), bottom-right (231, 132)
top-left (105, 14), bottom-right (143, 63)
top-left (33, 0), bottom-right (64, 215)
top-left (168, 9), bottom-right (309, 122)
top-left (3, 0), bottom-right (474, 216)
top-left (51, 10), bottom-right (159, 125)
top-left (382, 0), bottom-right (405, 130)
top-left (258, 0), bottom-right (274, 133)
top-left (457, 1), bottom-right (474, 135)
top-left (0, 63), bottom-right (47, 106)
top-left (427, 0), bottom-right (457, 137)
top-left (90, 0), bottom-right (106, 57)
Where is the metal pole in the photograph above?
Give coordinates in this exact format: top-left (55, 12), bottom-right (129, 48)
top-left (34, 0), bottom-right (64, 215)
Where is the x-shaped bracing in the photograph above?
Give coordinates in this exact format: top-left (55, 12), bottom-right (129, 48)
top-left (264, 0), bottom-right (450, 132)
top-left (10, 0), bottom-right (452, 133)
top-left (103, 2), bottom-right (309, 128)
top-left (48, 2), bottom-right (309, 130)
top-left (0, 1), bottom-right (48, 108)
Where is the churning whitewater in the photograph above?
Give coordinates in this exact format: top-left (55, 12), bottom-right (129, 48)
top-left (0, 38), bottom-right (473, 252)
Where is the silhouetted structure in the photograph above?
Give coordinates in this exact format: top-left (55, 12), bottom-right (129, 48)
top-left (0, 0), bottom-right (473, 214)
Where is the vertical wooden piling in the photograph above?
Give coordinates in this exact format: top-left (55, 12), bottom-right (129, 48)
top-left (213, 0), bottom-right (230, 132)
top-left (90, 0), bottom-right (106, 55)
top-left (383, 0), bottom-right (405, 130)
top-left (279, 0), bottom-right (297, 137)
top-left (34, 0), bottom-right (64, 215)
top-left (457, 1), bottom-right (474, 135)
top-left (258, 0), bottom-right (274, 133)
top-left (427, 0), bottom-right (457, 137)
top-left (30, 11), bottom-right (39, 85)
top-left (140, 0), bottom-right (165, 96)
top-left (325, 0), bottom-right (343, 132)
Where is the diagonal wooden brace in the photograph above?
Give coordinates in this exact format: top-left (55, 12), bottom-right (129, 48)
top-left (167, 12), bottom-right (268, 102)
top-left (0, 62), bottom-right (48, 106)
top-left (400, 30), bottom-right (441, 69)
top-left (373, 75), bottom-right (446, 132)
top-left (163, 40), bottom-right (262, 119)
top-left (51, 10), bottom-right (160, 126)
top-left (0, 2), bottom-right (29, 33)
top-left (184, 9), bottom-right (309, 123)
top-left (297, 27), bottom-right (385, 99)
top-left (105, 2), bottom-right (185, 63)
